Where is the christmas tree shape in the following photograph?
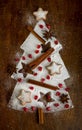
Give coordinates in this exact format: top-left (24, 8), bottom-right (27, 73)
top-left (8, 8), bottom-right (73, 117)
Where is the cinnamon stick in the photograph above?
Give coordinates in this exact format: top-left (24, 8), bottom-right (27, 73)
top-left (27, 26), bottom-right (45, 44)
top-left (28, 47), bottom-right (54, 69)
top-left (19, 47), bottom-right (54, 76)
top-left (27, 79), bottom-right (59, 91)
top-left (38, 108), bottom-right (44, 124)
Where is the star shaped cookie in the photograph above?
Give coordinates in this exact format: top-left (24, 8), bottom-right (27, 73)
top-left (18, 63), bottom-right (33, 77)
top-left (46, 61), bottom-right (62, 76)
top-left (17, 89), bottom-right (31, 105)
top-left (33, 8), bottom-right (48, 21)
top-left (38, 92), bottom-right (54, 106)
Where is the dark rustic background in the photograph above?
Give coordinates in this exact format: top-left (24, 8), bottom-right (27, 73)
top-left (0, 0), bottom-right (82, 130)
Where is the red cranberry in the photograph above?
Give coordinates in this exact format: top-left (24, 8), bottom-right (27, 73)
top-left (23, 107), bottom-right (28, 112)
top-left (35, 50), bottom-right (39, 54)
top-left (56, 91), bottom-right (61, 96)
top-left (14, 58), bottom-right (20, 62)
top-left (31, 106), bottom-right (36, 111)
top-left (54, 40), bottom-right (58, 45)
top-left (38, 66), bottom-right (42, 71)
top-left (54, 103), bottom-right (59, 107)
top-left (47, 57), bottom-right (51, 62)
top-left (46, 107), bottom-right (51, 111)
top-left (33, 72), bottom-right (37, 76)
top-left (65, 87), bottom-right (70, 91)
top-left (22, 56), bottom-right (26, 60)
top-left (37, 44), bottom-right (41, 49)
top-left (47, 95), bottom-right (51, 99)
top-left (34, 95), bottom-right (38, 100)
top-left (29, 86), bottom-right (34, 90)
top-left (41, 78), bottom-right (45, 82)
top-left (64, 104), bottom-right (69, 108)
top-left (28, 54), bottom-right (32, 58)
top-left (39, 24), bottom-right (43, 28)
top-left (46, 75), bottom-right (50, 80)
top-left (58, 83), bottom-right (63, 88)
top-left (17, 78), bottom-right (22, 82)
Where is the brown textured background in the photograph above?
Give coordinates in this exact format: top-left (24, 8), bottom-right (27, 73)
top-left (0, 0), bottom-right (82, 130)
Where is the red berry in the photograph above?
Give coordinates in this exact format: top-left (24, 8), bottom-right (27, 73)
top-left (56, 91), bottom-right (61, 96)
top-left (58, 83), bottom-right (63, 88)
top-left (54, 103), bottom-right (59, 107)
top-left (17, 78), bottom-right (22, 82)
top-left (46, 107), bottom-right (51, 111)
top-left (37, 44), bottom-right (41, 49)
top-left (23, 107), bottom-right (28, 112)
top-left (22, 56), bottom-right (26, 60)
top-left (47, 95), bottom-right (51, 99)
top-left (14, 58), bottom-right (20, 62)
top-left (65, 87), bottom-right (70, 91)
top-left (46, 75), bottom-right (50, 80)
top-left (28, 54), bottom-right (32, 58)
top-left (31, 106), bottom-right (36, 111)
top-left (64, 104), bottom-right (69, 108)
top-left (47, 57), bottom-right (51, 62)
top-left (54, 40), bottom-right (58, 45)
top-left (35, 50), bottom-right (39, 54)
top-left (33, 72), bottom-right (37, 76)
top-left (29, 86), bottom-right (34, 90)
top-left (38, 66), bottom-right (42, 71)
top-left (39, 24), bottom-right (43, 28)
top-left (34, 95), bottom-right (38, 100)
top-left (41, 78), bottom-right (45, 82)
top-left (46, 24), bottom-right (51, 30)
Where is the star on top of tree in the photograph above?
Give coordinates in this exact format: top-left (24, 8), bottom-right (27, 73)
top-left (33, 8), bottom-right (48, 21)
